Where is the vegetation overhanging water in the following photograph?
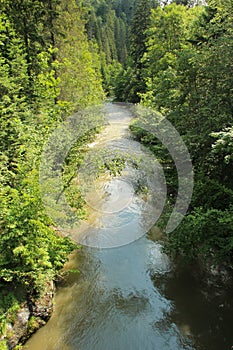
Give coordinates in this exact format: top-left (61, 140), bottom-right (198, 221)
top-left (23, 103), bottom-right (233, 350)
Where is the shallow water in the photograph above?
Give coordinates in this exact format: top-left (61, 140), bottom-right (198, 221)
top-left (24, 103), bottom-right (233, 350)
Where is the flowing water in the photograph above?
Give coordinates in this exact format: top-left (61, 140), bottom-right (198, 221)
top-left (24, 103), bottom-right (233, 350)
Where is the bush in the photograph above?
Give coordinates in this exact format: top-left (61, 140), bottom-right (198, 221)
top-left (165, 207), bottom-right (233, 267)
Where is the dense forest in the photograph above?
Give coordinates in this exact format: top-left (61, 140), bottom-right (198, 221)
top-left (121, 0), bottom-right (233, 269)
top-left (0, 0), bottom-right (233, 348)
top-left (0, 0), bottom-right (105, 347)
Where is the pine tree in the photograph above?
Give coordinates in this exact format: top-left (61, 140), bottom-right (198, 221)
top-left (114, 0), bottom-right (159, 102)
top-left (130, 0), bottom-right (158, 66)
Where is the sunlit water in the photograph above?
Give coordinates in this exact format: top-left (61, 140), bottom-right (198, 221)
top-left (24, 103), bottom-right (233, 350)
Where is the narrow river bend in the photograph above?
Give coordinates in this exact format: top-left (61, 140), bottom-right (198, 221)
top-left (24, 103), bottom-right (233, 350)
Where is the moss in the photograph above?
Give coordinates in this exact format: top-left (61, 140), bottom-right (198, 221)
top-left (0, 287), bottom-right (25, 338)
top-left (27, 316), bottom-right (40, 335)
top-left (0, 340), bottom-right (8, 350)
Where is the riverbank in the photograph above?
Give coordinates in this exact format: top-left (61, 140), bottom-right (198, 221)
top-left (0, 281), bottom-right (54, 350)
top-left (0, 110), bottom-right (104, 350)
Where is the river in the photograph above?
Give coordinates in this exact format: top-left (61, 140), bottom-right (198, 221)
top-left (24, 103), bottom-right (233, 350)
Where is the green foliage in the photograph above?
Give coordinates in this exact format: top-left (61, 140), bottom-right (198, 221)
top-left (85, 0), bottom-right (135, 65)
top-left (62, 128), bottom-right (102, 217)
top-left (0, 0), bottom-right (105, 344)
top-left (0, 341), bottom-right (8, 350)
top-left (79, 149), bottom-right (129, 179)
top-left (209, 127), bottom-right (233, 186)
top-left (120, 1), bottom-right (233, 268)
top-left (1, 0), bottom-right (60, 101)
top-left (166, 207), bottom-right (233, 267)
top-left (27, 316), bottom-right (41, 335)
top-left (84, 0), bottom-right (139, 96)
top-left (101, 58), bottom-right (122, 96)
top-left (102, 156), bottom-right (127, 176)
top-left (113, 0), bottom-right (159, 102)
top-left (113, 64), bottom-right (142, 102)
top-left (130, 0), bottom-right (158, 64)
top-left (141, 3), bottom-right (202, 111)
top-left (160, 2), bottom-right (233, 267)
top-left (141, 1), bottom-right (233, 163)
top-left (0, 288), bottom-right (25, 338)
top-left (0, 173), bottom-right (76, 292)
top-left (211, 128), bottom-right (233, 165)
top-left (55, 0), bottom-right (105, 110)
top-left (191, 178), bottom-right (233, 210)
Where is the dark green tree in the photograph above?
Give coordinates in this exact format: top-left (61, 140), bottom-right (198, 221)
top-left (130, 0), bottom-right (158, 65)
top-left (113, 0), bottom-right (159, 102)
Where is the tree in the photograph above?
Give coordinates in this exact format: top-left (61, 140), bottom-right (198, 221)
top-left (55, 0), bottom-right (104, 110)
top-left (0, 14), bottom-right (29, 184)
top-left (0, 3), bottom-right (105, 340)
top-left (112, 0), bottom-right (159, 102)
top-left (140, 3), bottom-right (193, 109)
top-left (130, 0), bottom-right (158, 65)
top-left (128, 1), bottom-right (233, 268)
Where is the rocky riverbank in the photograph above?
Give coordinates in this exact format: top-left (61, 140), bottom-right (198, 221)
top-left (1, 281), bottom-right (54, 350)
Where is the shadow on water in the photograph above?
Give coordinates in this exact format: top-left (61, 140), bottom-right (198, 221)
top-left (151, 262), bottom-right (233, 350)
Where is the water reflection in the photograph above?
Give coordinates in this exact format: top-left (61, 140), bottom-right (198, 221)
top-left (151, 264), bottom-right (233, 350)
top-left (24, 239), bottom-right (195, 350)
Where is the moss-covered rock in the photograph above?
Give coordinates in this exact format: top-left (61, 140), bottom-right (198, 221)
top-left (1, 281), bottom-right (54, 350)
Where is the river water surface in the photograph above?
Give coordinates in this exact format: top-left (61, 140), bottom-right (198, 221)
top-left (24, 103), bottom-right (233, 350)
